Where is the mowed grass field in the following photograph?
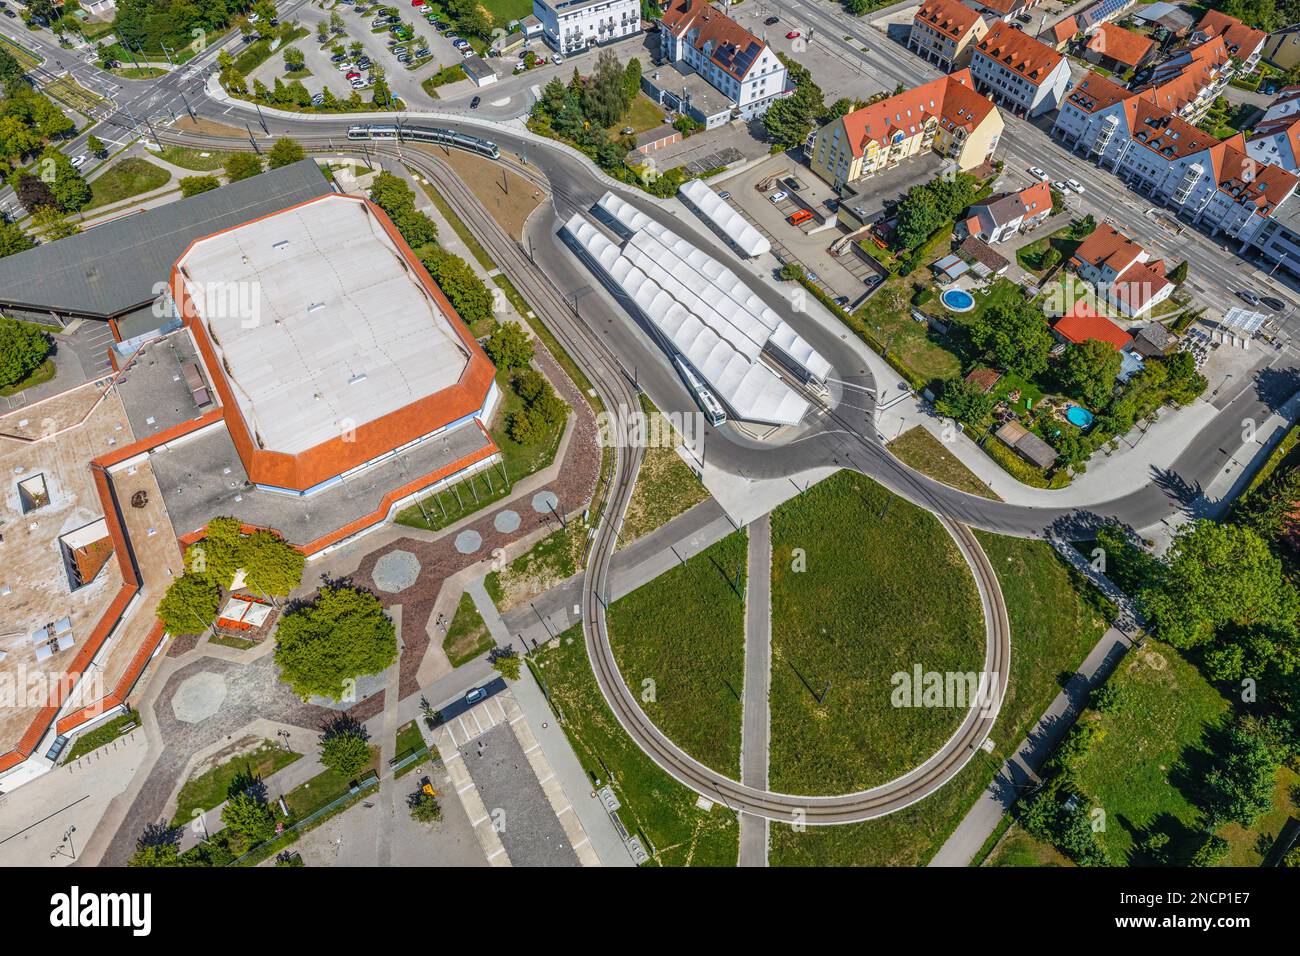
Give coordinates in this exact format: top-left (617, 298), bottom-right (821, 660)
top-left (771, 532), bottom-right (1113, 865)
top-left (1072, 641), bottom-right (1232, 865)
top-left (84, 158), bottom-right (171, 211)
top-left (618, 395), bottom-right (710, 546)
top-left (530, 625), bottom-right (739, 866)
top-left (607, 530), bottom-right (747, 778)
top-left (767, 471), bottom-right (984, 796)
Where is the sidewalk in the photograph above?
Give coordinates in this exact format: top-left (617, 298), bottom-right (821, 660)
top-left (466, 578), bottom-right (637, 867)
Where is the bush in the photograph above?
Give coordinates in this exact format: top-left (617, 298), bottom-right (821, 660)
top-left (318, 715), bottom-right (371, 779)
top-left (408, 789), bottom-right (442, 823)
top-left (0, 318), bottom-right (52, 389)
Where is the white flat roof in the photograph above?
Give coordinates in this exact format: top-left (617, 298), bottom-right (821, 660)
top-left (177, 194), bottom-right (470, 456)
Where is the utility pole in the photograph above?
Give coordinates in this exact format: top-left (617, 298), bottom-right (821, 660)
top-left (179, 89), bottom-right (196, 121)
top-left (254, 101), bottom-right (269, 135)
top-left (246, 121), bottom-right (261, 154)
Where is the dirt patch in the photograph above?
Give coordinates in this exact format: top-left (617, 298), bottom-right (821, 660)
top-left (412, 144), bottom-right (546, 241)
top-left (172, 115), bottom-right (248, 139)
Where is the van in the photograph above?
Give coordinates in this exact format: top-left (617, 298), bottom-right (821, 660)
top-left (788, 208), bottom-right (813, 225)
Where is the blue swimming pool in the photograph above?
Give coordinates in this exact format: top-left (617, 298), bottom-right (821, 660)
top-left (1065, 405), bottom-right (1094, 429)
top-left (941, 288), bottom-right (975, 312)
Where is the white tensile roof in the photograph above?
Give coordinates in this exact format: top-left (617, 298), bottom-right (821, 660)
top-left (678, 178), bottom-right (771, 258)
top-left (176, 194), bottom-right (470, 456)
top-left (566, 196), bottom-right (832, 426)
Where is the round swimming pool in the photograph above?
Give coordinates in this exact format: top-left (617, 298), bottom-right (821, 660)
top-left (941, 288), bottom-right (975, 312)
top-left (1065, 405), bottom-right (1094, 429)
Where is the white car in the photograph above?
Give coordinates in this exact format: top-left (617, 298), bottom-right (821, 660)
top-left (551, 53), bottom-right (563, 65)
top-left (770, 190), bottom-right (788, 203)
top-left (1066, 178), bottom-right (1085, 194)
top-left (1051, 180), bottom-right (1068, 194)
top-left (1028, 166), bottom-right (1047, 181)
top-left (70, 154), bottom-right (86, 168)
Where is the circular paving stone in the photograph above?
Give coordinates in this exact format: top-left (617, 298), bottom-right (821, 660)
top-left (171, 671), bottom-right (227, 724)
top-left (531, 490), bottom-right (559, 515)
top-left (493, 509), bottom-right (521, 533)
top-left (455, 529), bottom-right (482, 554)
top-left (372, 549), bottom-right (421, 593)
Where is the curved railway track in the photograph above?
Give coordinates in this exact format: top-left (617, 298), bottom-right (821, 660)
top-left (148, 126), bottom-right (1011, 822)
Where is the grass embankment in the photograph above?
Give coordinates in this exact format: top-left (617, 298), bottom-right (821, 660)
top-left (530, 625), bottom-right (739, 866)
top-left (607, 531), bottom-right (747, 778)
top-left (771, 532), bottom-right (1113, 865)
top-left (443, 590), bottom-right (494, 667)
top-left (62, 710), bottom-right (138, 764)
top-left (768, 471), bottom-right (984, 795)
top-left (887, 426), bottom-right (1000, 500)
top-left (170, 740), bottom-right (303, 827)
top-left (484, 520), bottom-right (588, 613)
top-left (619, 394), bottom-right (710, 546)
top-left (84, 158), bottom-right (171, 211)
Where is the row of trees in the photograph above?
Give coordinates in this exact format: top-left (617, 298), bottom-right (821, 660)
top-left (113, 0), bottom-right (254, 57)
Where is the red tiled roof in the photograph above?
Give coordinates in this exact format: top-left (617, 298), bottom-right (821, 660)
top-left (1050, 16), bottom-right (1078, 45)
top-left (1066, 71), bottom-right (1136, 113)
top-left (914, 0), bottom-right (983, 41)
top-left (659, 0), bottom-right (768, 82)
top-left (1054, 301), bottom-right (1133, 350)
top-left (1195, 9), bottom-right (1266, 60)
top-left (1072, 223), bottom-right (1147, 276)
top-left (1086, 23), bottom-right (1154, 68)
top-left (838, 70), bottom-right (996, 157)
top-left (1112, 259), bottom-right (1171, 312)
top-left (974, 21), bottom-right (1065, 86)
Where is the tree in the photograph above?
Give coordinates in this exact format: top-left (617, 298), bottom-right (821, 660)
top-left (1140, 520), bottom-right (1299, 650)
top-left (368, 170), bottom-right (438, 248)
top-left (1058, 338), bottom-right (1122, 410)
top-left (622, 57), bottom-right (642, 102)
top-left (420, 247), bottom-right (494, 327)
top-left (1039, 246), bottom-right (1062, 272)
top-left (763, 81), bottom-right (824, 150)
top-left (0, 317), bottom-right (51, 389)
top-left (221, 789), bottom-right (277, 844)
top-left (408, 789), bottom-right (442, 823)
top-left (128, 823), bottom-right (183, 867)
top-left (31, 206), bottom-right (78, 240)
top-left (179, 174), bottom-right (221, 198)
top-left (969, 298), bottom-right (1053, 379)
top-left (1071, 213), bottom-right (1097, 239)
top-left (1020, 790), bottom-right (1108, 866)
top-left (488, 644), bottom-right (521, 680)
top-left (934, 375), bottom-right (995, 426)
top-left (275, 584), bottom-right (397, 700)
top-left (329, 9), bottom-right (345, 34)
top-left (14, 173), bottom-right (57, 212)
top-left (32, 149), bottom-right (90, 212)
top-left (1203, 721), bottom-right (1282, 828)
top-left (186, 516), bottom-right (245, 588)
top-left (581, 50), bottom-right (632, 127)
top-left (86, 134), bottom-right (104, 157)
top-left (483, 321), bottom-right (533, 371)
top-left (316, 20), bottom-right (329, 43)
top-left (224, 152), bottom-right (264, 182)
top-left (0, 219), bottom-right (34, 259)
top-left (1168, 259), bottom-right (1189, 285)
top-left (1189, 833), bottom-right (1229, 867)
top-left (371, 66), bottom-right (392, 108)
top-left (267, 137), bottom-right (305, 169)
top-left (283, 46), bottom-right (305, 73)
top-left (156, 572), bottom-right (221, 635)
top-left (318, 715), bottom-right (371, 778)
top-left (242, 529), bottom-right (305, 600)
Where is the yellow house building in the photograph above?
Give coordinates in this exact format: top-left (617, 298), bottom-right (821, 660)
top-left (807, 70), bottom-right (1003, 191)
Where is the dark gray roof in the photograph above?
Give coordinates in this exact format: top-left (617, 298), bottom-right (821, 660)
top-left (0, 159), bottom-right (332, 319)
top-left (1136, 322), bottom-right (1174, 348)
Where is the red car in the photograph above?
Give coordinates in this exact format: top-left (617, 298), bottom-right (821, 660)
top-left (346, 70), bottom-right (361, 79)
top-left (411, 0), bottom-right (425, 5)
top-left (786, 30), bottom-right (800, 39)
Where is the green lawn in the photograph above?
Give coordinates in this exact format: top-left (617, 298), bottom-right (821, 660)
top-left (771, 532), bottom-right (1112, 865)
top-left (852, 281), bottom-right (963, 385)
top-left (111, 66), bottom-right (167, 79)
top-left (283, 746), bottom-right (380, 818)
top-left (607, 531), bottom-right (746, 778)
top-left (0, 357), bottom-right (55, 397)
top-left (171, 740), bottom-right (303, 826)
top-left (393, 719), bottom-right (430, 778)
top-left (607, 94), bottom-right (667, 136)
top-left (768, 471), bottom-right (985, 795)
top-left (887, 426), bottom-right (1000, 500)
top-left (84, 158), bottom-right (171, 211)
top-left (62, 710), bottom-right (138, 764)
top-left (157, 145), bottom-right (234, 171)
top-left (443, 590), bottom-right (495, 667)
top-left (1220, 765), bottom-right (1299, 866)
top-left (984, 824), bottom-right (1075, 866)
top-left (1015, 227), bottom-right (1080, 275)
top-left (530, 625), bottom-right (739, 866)
top-left (619, 394), bottom-right (710, 546)
top-left (1072, 641), bottom-right (1232, 865)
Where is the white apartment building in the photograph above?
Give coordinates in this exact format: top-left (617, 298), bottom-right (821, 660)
top-left (656, 0), bottom-right (788, 120)
top-left (969, 21), bottom-right (1073, 117)
top-left (1053, 72), bottom-right (1299, 246)
top-left (533, 0), bottom-right (641, 56)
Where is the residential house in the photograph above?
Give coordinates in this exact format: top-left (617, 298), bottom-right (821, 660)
top-left (1084, 23), bottom-right (1155, 74)
top-left (1247, 109), bottom-right (1300, 173)
top-left (1040, 15), bottom-right (1080, 51)
top-left (1132, 321), bottom-right (1176, 357)
top-left (806, 70), bottom-right (1003, 189)
top-left (1052, 299), bottom-right (1136, 350)
top-left (969, 21), bottom-right (1074, 116)
top-left (1137, 34), bottom-right (1235, 123)
top-left (1263, 24), bottom-right (1300, 72)
top-left (910, 0), bottom-right (989, 71)
top-left (532, 0), bottom-right (641, 56)
top-left (1131, 2), bottom-right (1195, 42)
top-left (1053, 71), bottom-right (1299, 245)
top-left (1191, 9), bottom-right (1267, 72)
top-left (963, 180), bottom-right (1053, 242)
top-left (1075, 0), bottom-right (1137, 30)
top-left (1070, 224), bottom-right (1174, 317)
top-left (655, 0), bottom-right (788, 120)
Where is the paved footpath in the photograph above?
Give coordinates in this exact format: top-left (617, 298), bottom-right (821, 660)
top-left (930, 542), bottom-right (1142, 866)
top-left (738, 513), bottom-right (772, 868)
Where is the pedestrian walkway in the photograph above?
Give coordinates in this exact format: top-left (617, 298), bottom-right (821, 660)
top-left (738, 512), bottom-right (772, 868)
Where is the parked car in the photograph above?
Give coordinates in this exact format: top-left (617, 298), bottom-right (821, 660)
top-left (397, 53), bottom-right (411, 62)
top-left (552, 53), bottom-right (564, 64)
top-left (833, 295), bottom-right (849, 307)
top-left (1261, 296), bottom-right (1287, 312)
top-left (865, 274), bottom-right (882, 288)
top-left (1051, 180), bottom-right (1068, 193)
top-left (465, 686), bottom-right (488, 705)
top-left (788, 208), bottom-right (813, 225)
top-left (346, 70), bottom-right (362, 79)
top-left (311, 92), bottom-right (325, 105)
top-left (1066, 178), bottom-right (1085, 193)
top-left (2, 9), bottom-right (14, 16)
top-left (411, 0), bottom-right (425, 6)
top-left (356, 57), bottom-right (372, 68)
top-left (415, 47), bottom-right (429, 57)
top-left (718, 190), bottom-right (730, 200)
top-left (765, 16), bottom-right (779, 25)
top-left (1238, 289), bottom-right (1263, 306)
top-left (1028, 165), bottom-right (1047, 181)
top-left (331, 51), bottom-right (348, 62)
top-left (783, 176), bottom-right (802, 191)
top-left (470, 95), bottom-right (481, 109)
top-left (70, 154), bottom-right (86, 168)
top-left (770, 190), bottom-right (788, 203)
top-left (786, 30), bottom-right (800, 39)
